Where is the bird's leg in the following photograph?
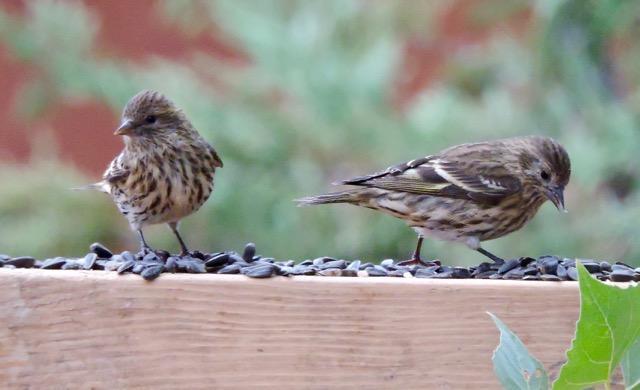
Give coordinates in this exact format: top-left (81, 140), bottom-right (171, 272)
top-left (168, 222), bottom-right (189, 256)
top-left (137, 229), bottom-right (153, 254)
top-left (411, 235), bottom-right (424, 262)
top-left (476, 247), bottom-right (505, 264)
top-left (397, 235), bottom-right (437, 266)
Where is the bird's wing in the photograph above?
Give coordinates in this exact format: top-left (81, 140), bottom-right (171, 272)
top-left (339, 155), bottom-right (521, 204)
top-left (73, 158), bottom-right (129, 193)
top-left (104, 167), bottom-right (130, 183)
top-left (208, 145), bottom-right (223, 168)
top-left (103, 155), bottom-right (130, 184)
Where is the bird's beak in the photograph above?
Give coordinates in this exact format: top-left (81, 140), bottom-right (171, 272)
top-left (114, 120), bottom-right (134, 136)
top-left (545, 186), bottom-right (567, 213)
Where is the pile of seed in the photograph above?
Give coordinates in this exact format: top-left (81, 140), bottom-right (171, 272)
top-left (0, 242), bottom-right (638, 282)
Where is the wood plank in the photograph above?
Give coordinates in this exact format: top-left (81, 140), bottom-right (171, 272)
top-left (0, 269), bottom-right (579, 389)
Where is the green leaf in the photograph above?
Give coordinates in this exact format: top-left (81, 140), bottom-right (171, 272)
top-left (489, 312), bottom-right (550, 390)
top-left (553, 263), bottom-right (640, 389)
top-left (622, 337), bottom-right (640, 390)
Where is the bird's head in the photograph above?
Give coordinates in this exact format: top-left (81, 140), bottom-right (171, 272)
top-left (519, 136), bottom-right (571, 211)
top-left (115, 90), bottom-right (187, 139)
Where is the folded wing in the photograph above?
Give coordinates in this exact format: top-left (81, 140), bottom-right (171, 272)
top-left (339, 156), bottom-right (521, 205)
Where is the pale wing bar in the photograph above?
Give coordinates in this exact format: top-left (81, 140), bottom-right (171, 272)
top-left (338, 157), bottom-right (521, 202)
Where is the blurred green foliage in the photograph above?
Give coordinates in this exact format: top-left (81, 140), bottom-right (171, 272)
top-left (0, 0), bottom-right (638, 265)
top-left (0, 136), bottom-right (122, 256)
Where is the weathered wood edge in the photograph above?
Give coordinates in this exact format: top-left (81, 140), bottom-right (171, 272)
top-left (0, 269), bottom-right (580, 389)
top-left (0, 267), bottom-right (582, 286)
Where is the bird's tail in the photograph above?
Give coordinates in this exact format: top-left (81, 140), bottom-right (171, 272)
top-left (295, 190), bottom-right (363, 206)
top-left (71, 181), bottom-right (108, 192)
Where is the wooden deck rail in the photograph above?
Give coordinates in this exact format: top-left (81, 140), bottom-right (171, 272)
top-left (0, 269), bottom-right (579, 389)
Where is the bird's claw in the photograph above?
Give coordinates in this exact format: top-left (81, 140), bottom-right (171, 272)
top-left (178, 250), bottom-right (206, 260)
top-left (138, 246), bottom-right (155, 257)
top-left (186, 250), bottom-right (206, 260)
top-left (137, 247), bottom-right (171, 262)
top-left (397, 258), bottom-right (441, 267)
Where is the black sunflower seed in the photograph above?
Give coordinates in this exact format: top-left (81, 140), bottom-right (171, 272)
top-left (241, 263), bottom-right (275, 278)
top-left (117, 260), bottom-right (136, 274)
top-left (90, 243), bottom-right (113, 259)
top-left (610, 269), bottom-right (634, 282)
top-left (498, 259), bottom-right (519, 274)
top-left (83, 253), bottom-right (98, 270)
top-left (41, 257), bottom-right (67, 270)
top-left (62, 261), bottom-right (83, 270)
top-left (218, 263), bottom-right (242, 274)
top-left (6, 256), bottom-right (36, 268)
top-left (243, 243), bottom-right (257, 263)
top-left (320, 260), bottom-right (346, 270)
top-left (205, 253), bottom-right (230, 267)
top-left (141, 264), bottom-right (164, 281)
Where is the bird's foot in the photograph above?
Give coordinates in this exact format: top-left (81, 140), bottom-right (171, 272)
top-left (397, 258), bottom-right (441, 267)
top-left (138, 246), bottom-right (155, 257)
top-left (476, 248), bottom-right (505, 264)
top-left (136, 247), bottom-right (170, 262)
top-left (154, 249), bottom-right (170, 262)
top-left (180, 250), bottom-right (206, 260)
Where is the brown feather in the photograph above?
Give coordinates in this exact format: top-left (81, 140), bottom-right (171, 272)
top-left (300, 135), bottom-right (571, 254)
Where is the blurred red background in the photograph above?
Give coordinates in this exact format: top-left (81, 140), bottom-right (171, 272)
top-left (0, 0), bottom-right (530, 175)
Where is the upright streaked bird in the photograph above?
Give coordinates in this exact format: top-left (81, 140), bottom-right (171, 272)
top-left (297, 136), bottom-right (570, 264)
top-left (83, 90), bottom-right (223, 254)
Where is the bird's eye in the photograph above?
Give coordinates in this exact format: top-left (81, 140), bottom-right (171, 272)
top-left (144, 115), bottom-right (156, 124)
top-left (540, 170), bottom-right (550, 181)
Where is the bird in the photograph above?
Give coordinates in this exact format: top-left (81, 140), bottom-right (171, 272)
top-left (82, 90), bottom-right (223, 255)
top-left (297, 136), bottom-right (571, 264)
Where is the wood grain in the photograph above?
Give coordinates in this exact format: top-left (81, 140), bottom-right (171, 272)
top-left (0, 269), bottom-right (579, 389)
